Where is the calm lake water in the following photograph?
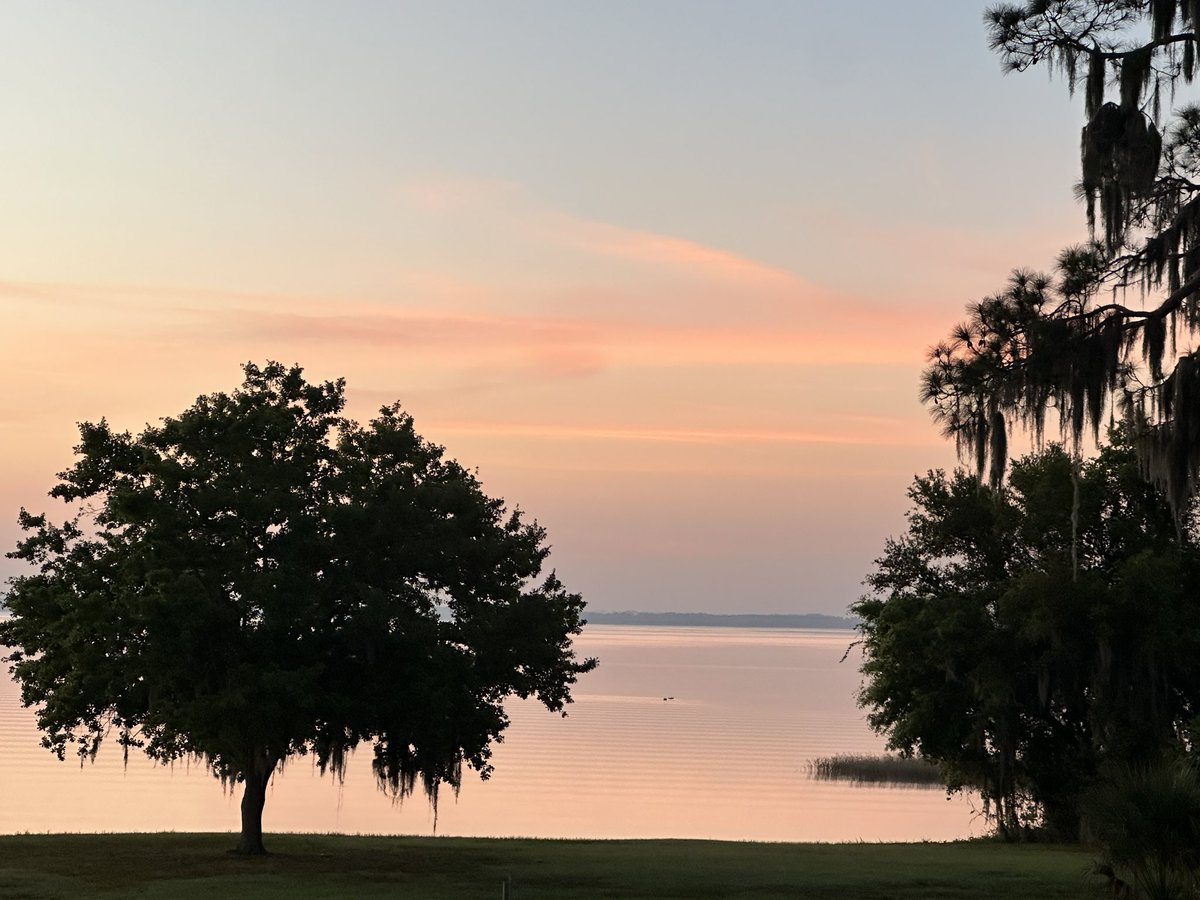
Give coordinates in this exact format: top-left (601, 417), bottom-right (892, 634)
top-left (0, 625), bottom-right (983, 841)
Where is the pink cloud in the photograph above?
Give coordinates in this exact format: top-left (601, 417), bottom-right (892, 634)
top-left (388, 174), bottom-right (802, 289)
top-left (536, 212), bottom-right (802, 287)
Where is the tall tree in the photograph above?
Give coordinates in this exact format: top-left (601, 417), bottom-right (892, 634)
top-left (855, 435), bottom-right (1200, 839)
top-left (926, 2), bottom-right (1200, 514)
top-left (0, 362), bottom-right (596, 854)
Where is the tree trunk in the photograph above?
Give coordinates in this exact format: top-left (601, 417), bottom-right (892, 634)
top-left (235, 753), bottom-right (278, 855)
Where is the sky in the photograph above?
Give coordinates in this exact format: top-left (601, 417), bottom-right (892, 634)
top-left (1, 2), bottom-right (1089, 615)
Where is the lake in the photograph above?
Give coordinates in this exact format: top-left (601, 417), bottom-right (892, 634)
top-left (0, 625), bottom-right (984, 841)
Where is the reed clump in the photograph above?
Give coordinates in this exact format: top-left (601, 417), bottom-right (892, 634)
top-left (808, 754), bottom-right (944, 788)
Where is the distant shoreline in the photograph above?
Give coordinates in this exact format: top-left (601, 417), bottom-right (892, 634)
top-left (583, 611), bottom-right (858, 630)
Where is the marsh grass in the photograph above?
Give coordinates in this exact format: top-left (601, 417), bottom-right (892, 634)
top-left (0, 833), bottom-right (1096, 899)
top-left (808, 753), bottom-right (945, 788)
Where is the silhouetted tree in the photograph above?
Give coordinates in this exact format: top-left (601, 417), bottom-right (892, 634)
top-left (855, 434), bottom-right (1200, 839)
top-left (0, 361), bottom-right (596, 854)
top-left (926, 3), bottom-right (1200, 517)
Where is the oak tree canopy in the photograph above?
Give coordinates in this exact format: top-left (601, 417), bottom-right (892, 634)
top-left (0, 362), bottom-right (596, 854)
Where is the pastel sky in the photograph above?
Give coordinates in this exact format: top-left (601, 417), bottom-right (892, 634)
top-left (2, 2), bottom-right (1087, 615)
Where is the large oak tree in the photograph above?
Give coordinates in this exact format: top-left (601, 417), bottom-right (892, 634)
top-left (856, 434), bottom-right (1200, 839)
top-left (0, 362), bottom-right (596, 854)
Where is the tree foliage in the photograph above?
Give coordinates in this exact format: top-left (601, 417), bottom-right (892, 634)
top-left (0, 362), bottom-right (596, 854)
top-left (854, 435), bottom-right (1200, 839)
top-left (927, 2), bottom-right (1200, 517)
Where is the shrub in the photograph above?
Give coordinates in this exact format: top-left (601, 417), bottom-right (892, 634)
top-left (1082, 760), bottom-right (1200, 899)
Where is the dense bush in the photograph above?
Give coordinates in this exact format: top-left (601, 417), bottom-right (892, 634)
top-left (1082, 760), bottom-right (1200, 900)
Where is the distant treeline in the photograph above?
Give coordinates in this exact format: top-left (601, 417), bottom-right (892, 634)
top-left (584, 611), bottom-right (858, 630)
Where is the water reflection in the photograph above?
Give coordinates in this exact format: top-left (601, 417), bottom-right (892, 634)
top-left (0, 626), bottom-right (984, 841)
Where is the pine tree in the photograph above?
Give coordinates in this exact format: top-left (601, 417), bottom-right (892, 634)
top-left (928, 2), bottom-right (1200, 518)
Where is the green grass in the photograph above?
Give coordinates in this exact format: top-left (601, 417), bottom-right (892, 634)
top-left (0, 833), bottom-right (1103, 899)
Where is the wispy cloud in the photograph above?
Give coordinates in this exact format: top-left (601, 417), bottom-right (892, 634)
top-left (536, 212), bottom-right (802, 287)
top-left (0, 185), bottom-right (950, 470)
top-left (2, 276), bottom-right (944, 386)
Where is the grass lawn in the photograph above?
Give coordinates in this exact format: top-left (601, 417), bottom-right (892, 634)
top-left (0, 833), bottom-right (1102, 899)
